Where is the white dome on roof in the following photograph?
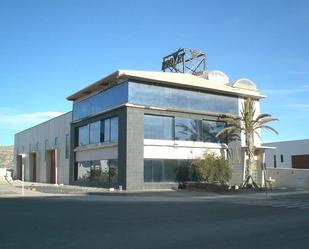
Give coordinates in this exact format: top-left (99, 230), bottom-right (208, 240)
top-left (233, 78), bottom-right (257, 91)
top-left (208, 70), bottom-right (229, 85)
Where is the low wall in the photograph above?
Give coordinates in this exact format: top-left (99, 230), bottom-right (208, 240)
top-left (0, 168), bottom-right (13, 182)
top-left (267, 168), bottom-right (309, 189)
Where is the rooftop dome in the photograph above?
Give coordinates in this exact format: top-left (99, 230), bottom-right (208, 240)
top-left (207, 70), bottom-right (229, 85)
top-left (233, 78), bottom-right (257, 91)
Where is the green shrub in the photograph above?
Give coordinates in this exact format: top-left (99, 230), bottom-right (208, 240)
top-left (192, 152), bottom-right (232, 184)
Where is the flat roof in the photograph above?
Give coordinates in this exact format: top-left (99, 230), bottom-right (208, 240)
top-left (263, 138), bottom-right (309, 145)
top-left (67, 70), bottom-right (266, 101)
top-left (15, 111), bottom-right (72, 136)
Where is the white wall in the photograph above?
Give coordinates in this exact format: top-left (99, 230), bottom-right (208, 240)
top-left (14, 112), bottom-right (72, 184)
top-left (267, 168), bottom-right (309, 189)
top-left (263, 139), bottom-right (309, 169)
top-left (75, 143), bottom-right (118, 162)
top-left (144, 139), bottom-right (227, 159)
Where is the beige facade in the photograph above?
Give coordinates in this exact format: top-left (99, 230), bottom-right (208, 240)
top-left (267, 168), bottom-right (309, 189)
top-left (14, 112), bottom-right (72, 184)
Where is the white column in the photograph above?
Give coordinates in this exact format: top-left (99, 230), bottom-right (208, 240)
top-left (55, 149), bottom-right (58, 185)
top-left (242, 150), bottom-right (247, 181)
top-left (261, 150), bottom-right (266, 188)
top-left (22, 163), bottom-right (25, 195)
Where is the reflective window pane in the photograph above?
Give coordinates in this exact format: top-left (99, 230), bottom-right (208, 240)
top-left (78, 161), bottom-right (91, 180)
top-left (108, 159), bottom-right (118, 186)
top-left (110, 117), bottom-right (119, 142)
top-left (152, 160), bottom-right (163, 182)
top-left (175, 118), bottom-right (200, 141)
top-left (73, 83), bottom-right (129, 121)
top-left (89, 121), bottom-right (100, 144)
top-left (73, 81), bottom-right (238, 121)
top-left (163, 160), bottom-right (178, 181)
top-left (144, 160), bottom-right (152, 182)
top-left (144, 159), bottom-right (192, 183)
top-left (78, 125), bottom-right (89, 146)
top-left (77, 159), bottom-right (118, 187)
top-left (104, 119), bottom-right (110, 142)
top-left (129, 82), bottom-right (238, 115)
top-left (202, 120), bottom-right (226, 143)
top-left (144, 115), bottom-right (173, 140)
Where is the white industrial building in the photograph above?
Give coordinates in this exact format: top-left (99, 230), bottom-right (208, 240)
top-left (14, 112), bottom-right (72, 185)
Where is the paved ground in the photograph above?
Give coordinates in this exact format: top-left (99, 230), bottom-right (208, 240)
top-left (1, 182), bottom-right (309, 249)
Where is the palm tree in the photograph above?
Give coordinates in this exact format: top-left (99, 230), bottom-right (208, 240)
top-left (216, 98), bottom-right (278, 187)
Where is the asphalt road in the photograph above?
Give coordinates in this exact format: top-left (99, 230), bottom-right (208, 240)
top-left (1, 193), bottom-right (309, 249)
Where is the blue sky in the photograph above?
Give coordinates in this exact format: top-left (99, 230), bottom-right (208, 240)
top-left (0, 0), bottom-right (308, 145)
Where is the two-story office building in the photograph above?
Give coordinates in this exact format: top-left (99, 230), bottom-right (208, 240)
top-left (15, 69), bottom-right (264, 190)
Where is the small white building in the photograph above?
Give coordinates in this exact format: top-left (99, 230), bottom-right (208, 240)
top-left (263, 139), bottom-right (309, 189)
top-left (263, 139), bottom-right (309, 169)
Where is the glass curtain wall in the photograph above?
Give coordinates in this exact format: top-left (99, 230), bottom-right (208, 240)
top-left (73, 83), bottom-right (128, 120)
top-left (144, 159), bottom-right (192, 183)
top-left (144, 114), bottom-right (226, 143)
top-left (129, 82), bottom-right (238, 115)
top-left (77, 116), bottom-right (119, 146)
top-left (73, 81), bottom-right (238, 121)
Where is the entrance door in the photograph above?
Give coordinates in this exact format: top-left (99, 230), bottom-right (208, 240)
top-left (50, 150), bottom-right (56, 184)
top-left (17, 155), bottom-right (22, 180)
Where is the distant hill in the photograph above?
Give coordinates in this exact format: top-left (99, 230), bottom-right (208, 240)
top-left (0, 146), bottom-right (13, 168)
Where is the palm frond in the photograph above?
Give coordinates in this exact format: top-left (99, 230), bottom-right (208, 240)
top-left (254, 117), bottom-right (278, 127)
top-left (254, 130), bottom-right (262, 140)
top-left (255, 125), bottom-right (279, 135)
top-left (255, 113), bottom-right (272, 121)
top-left (216, 126), bottom-right (239, 137)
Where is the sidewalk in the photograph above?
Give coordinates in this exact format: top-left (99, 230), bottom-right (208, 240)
top-left (0, 182), bottom-right (55, 198)
top-left (1, 180), bottom-right (309, 200)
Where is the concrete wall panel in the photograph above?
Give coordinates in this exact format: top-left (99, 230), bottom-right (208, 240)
top-left (267, 168), bottom-right (309, 189)
top-left (14, 112), bottom-right (72, 185)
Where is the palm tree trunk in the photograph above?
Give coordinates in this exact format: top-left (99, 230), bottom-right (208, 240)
top-left (245, 132), bottom-right (255, 178)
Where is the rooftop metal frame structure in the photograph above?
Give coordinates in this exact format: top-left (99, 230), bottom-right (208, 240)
top-left (161, 48), bottom-right (206, 74)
